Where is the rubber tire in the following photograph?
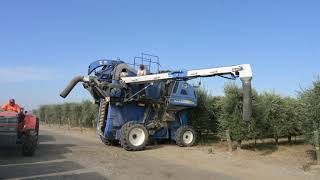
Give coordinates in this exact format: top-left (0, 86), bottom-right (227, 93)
top-left (22, 130), bottom-right (38, 156)
top-left (36, 118), bottom-right (40, 136)
top-left (175, 125), bottom-right (197, 147)
top-left (120, 121), bottom-right (149, 151)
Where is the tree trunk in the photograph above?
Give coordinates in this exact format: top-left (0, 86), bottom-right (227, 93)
top-left (254, 137), bottom-right (257, 149)
top-left (288, 135), bottom-right (292, 144)
top-left (67, 118), bottom-right (71, 130)
top-left (226, 130), bottom-right (233, 152)
top-left (314, 130), bottom-right (320, 165)
top-left (92, 119), bottom-right (95, 129)
top-left (48, 115), bottom-right (51, 127)
top-left (79, 117), bottom-right (83, 133)
top-left (236, 140), bottom-right (242, 150)
top-left (275, 137), bottom-right (278, 145)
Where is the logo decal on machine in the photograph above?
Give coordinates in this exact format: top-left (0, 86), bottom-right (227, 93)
top-left (173, 99), bottom-right (195, 105)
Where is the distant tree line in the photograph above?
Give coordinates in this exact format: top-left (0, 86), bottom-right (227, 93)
top-left (35, 79), bottom-right (320, 145)
top-left (34, 101), bottom-right (98, 129)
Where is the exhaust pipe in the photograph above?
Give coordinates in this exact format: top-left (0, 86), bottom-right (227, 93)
top-left (60, 76), bottom-right (85, 98)
top-left (241, 77), bottom-right (252, 122)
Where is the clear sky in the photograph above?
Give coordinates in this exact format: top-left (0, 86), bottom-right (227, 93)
top-left (0, 0), bottom-right (319, 109)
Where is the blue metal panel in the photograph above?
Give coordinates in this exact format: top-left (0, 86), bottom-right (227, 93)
top-left (104, 103), bottom-right (146, 140)
top-left (179, 111), bottom-right (190, 125)
top-left (168, 111), bottom-right (189, 140)
top-left (153, 128), bottom-right (169, 139)
top-left (168, 70), bottom-right (188, 78)
top-left (145, 82), bottom-right (162, 100)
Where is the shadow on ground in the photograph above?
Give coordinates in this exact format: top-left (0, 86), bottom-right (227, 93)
top-left (38, 134), bottom-right (56, 143)
top-left (0, 142), bottom-right (74, 165)
top-left (0, 161), bottom-right (83, 179)
top-left (0, 132), bottom-right (105, 179)
top-left (241, 139), bottom-right (305, 155)
top-left (26, 172), bottom-right (107, 180)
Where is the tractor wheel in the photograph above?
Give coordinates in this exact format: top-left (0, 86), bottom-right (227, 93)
top-left (36, 118), bottom-right (40, 137)
top-left (120, 121), bottom-right (149, 151)
top-left (175, 125), bottom-right (196, 147)
top-left (22, 130), bottom-right (38, 156)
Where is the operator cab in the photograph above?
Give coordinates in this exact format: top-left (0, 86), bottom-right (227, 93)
top-left (167, 80), bottom-right (197, 111)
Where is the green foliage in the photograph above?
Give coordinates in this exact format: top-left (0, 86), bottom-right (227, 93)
top-left (189, 89), bottom-right (222, 141)
top-left (298, 79), bottom-right (320, 142)
top-left (36, 101), bottom-right (99, 128)
top-left (257, 92), bottom-right (286, 143)
top-left (282, 97), bottom-right (302, 142)
top-left (218, 83), bottom-right (248, 142)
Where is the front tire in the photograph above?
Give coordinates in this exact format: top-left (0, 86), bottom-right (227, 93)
top-left (120, 121), bottom-right (149, 151)
top-left (175, 125), bottom-right (196, 147)
top-left (22, 130), bottom-right (38, 156)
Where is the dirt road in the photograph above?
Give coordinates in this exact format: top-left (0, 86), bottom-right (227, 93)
top-left (0, 126), bottom-right (318, 180)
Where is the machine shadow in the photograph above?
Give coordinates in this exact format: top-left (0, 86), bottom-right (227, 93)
top-left (0, 133), bottom-right (107, 179)
top-left (0, 161), bottom-right (85, 179)
top-left (0, 133), bottom-right (74, 165)
top-left (25, 172), bottom-right (107, 180)
top-left (0, 143), bottom-right (74, 165)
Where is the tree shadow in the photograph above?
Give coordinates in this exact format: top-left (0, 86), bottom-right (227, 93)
top-left (198, 135), bottom-right (222, 145)
top-left (241, 143), bottom-right (279, 155)
top-left (240, 139), bottom-right (306, 156)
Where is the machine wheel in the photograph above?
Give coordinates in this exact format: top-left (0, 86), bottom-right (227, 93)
top-left (120, 121), bottom-right (149, 151)
top-left (175, 125), bottom-right (196, 147)
top-left (36, 118), bottom-right (40, 137)
top-left (22, 130), bottom-right (38, 156)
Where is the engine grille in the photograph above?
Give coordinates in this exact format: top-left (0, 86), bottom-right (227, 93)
top-left (0, 116), bottom-right (18, 132)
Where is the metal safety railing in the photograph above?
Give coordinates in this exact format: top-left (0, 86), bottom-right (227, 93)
top-left (133, 53), bottom-right (161, 74)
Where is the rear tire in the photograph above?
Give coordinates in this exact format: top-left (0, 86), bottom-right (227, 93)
top-left (120, 121), bottom-right (149, 151)
top-left (22, 130), bottom-right (37, 156)
top-left (36, 118), bottom-right (40, 137)
top-left (175, 125), bottom-right (196, 147)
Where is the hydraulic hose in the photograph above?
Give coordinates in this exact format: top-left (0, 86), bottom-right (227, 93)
top-left (241, 77), bottom-right (252, 122)
top-left (60, 76), bottom-right (85, 98)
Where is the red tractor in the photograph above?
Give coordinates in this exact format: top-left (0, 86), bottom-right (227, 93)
top-left (0, 110), bottom-right (39, 156)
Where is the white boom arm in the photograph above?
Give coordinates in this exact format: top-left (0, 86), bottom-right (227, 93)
top-left (121, 64), bottom-right (252, 84)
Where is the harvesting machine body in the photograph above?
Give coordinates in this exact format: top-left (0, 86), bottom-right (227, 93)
top-left (60, 55), bottom-right (252, 151)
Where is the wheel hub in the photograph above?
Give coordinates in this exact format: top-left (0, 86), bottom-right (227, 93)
top-left (183, 131), bottom-right (194, 144)
top-left (129, 127), bottom-right (146, 147)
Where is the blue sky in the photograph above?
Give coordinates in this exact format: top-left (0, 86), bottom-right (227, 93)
top-left (0, 0), bottom-right (319, 109)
